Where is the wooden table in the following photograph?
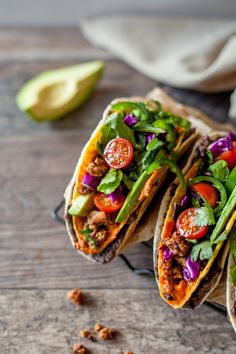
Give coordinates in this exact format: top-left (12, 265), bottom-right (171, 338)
top-left (0, 27), bottom-right (235, 354)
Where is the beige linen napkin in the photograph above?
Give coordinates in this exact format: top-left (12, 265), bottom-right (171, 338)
top-left (81, 16), bottom-right (236, 120)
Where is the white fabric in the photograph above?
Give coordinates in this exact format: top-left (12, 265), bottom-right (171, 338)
top-left (81, 16), bottom-right (236, 120)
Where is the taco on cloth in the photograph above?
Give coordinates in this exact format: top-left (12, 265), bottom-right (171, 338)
top-left (64, 93), bottom-right (198, 263)
top-left (155, 131), bottom-right (236, 308)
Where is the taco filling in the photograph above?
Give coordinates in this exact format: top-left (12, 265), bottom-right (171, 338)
top-left (67, 100), bottom-right (192, 255)
top-left (158, 132), bottom-right (236, 308)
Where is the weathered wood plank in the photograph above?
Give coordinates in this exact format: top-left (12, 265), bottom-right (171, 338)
top-left (0, 27), bottom-right (110, 62)
top-left (1, 289), bottom-right (235, 354)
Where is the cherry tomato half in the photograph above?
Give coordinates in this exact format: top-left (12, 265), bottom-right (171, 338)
top-left (104, 138), bottom-right (134, 169)
top-left (176, 207), bottom-right (209, 239)
top-left (217, 141), bottom-right (236, 170)
top-left (94, 192), bottom-right (125, 213)
top-left (190, 182), bottom-right (218, 208)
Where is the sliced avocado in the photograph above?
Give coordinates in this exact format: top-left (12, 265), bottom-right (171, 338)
top-left (68, 193), bottom-right (95, 217)
top-left (16, 61), bottom-right (104, 122)
top-left (116, 170), bottom-right (150, 223)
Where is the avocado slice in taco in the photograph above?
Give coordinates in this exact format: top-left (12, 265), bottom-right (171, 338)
top-left (64, 93), bottom-right (198, 263)
top-left (155, 131), bottom-right (236, 308)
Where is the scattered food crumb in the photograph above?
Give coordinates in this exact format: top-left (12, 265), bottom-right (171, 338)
top-left (80, 329), bottom-right (96, 342)
top-left (99, 327), bottom-right (116, 340)
top-left (72, 343), bottom-right (88, 354)
top-left (94, 323), bottom-right (104, 332)
top-left (67, 288), bottom-right (83, 305)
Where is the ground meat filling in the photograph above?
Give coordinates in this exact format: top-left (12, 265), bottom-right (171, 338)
top-left (76, 157), bottom-right (110, 249)
top-left (163, 232), bottom-right (190, 257)
top-left (86, 157), bottom-right (108, 177)
top-left (161, 232), bottom-right (191, 300)
top-left (78, 185), bottom-right (92, 195)
top-left (85, 210), bottom-right (112, 247)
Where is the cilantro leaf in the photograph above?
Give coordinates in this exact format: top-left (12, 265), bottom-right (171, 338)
top-left (97, 124), bottom-right (116, 155)
top-left (211, 231), bottom-right (228, 245)
top-left (207, 150), bottom-right (214, 165)
top-left (190, 240), bottom-right (213, 261)
top-left (208, 160), bottom-right (229, 182)
top-left (138, 150), bottom-right (156, 172)
top-left (146, 138), bottom-right (164, 151)
top-left (111, 101), bottom-right (149, 121)
top-left (97, 169), bottom-right (123, 194)
top-left (155, 112), bottom-right (191, 131)
top-left (192, 205), bottom-right (215, 228)
top-left (80, 226), bottom-right (97, 249)
top-left (134, 122), bottom-right (165, 135)
top-left (105, 112), bottom-right (139, 149)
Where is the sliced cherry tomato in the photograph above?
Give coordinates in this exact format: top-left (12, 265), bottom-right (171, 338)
top-left (190, 182), bottom-right (218, 208)
top-left (176, 207), bottom-right (209, 239)
top-left (217, 141), bottom-right (236, 170)
top-left (104, 138), bottom-right (134, 169)
top-left (94, 192), bottom-right (125, 213)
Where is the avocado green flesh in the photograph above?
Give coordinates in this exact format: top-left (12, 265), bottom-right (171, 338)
top-left (68, 193), bottom-right (95, 217)
top-left (115, 170), bottom-right (150, 223)
top-left (210, 185), bottom-right (236, 242)
top-left (16, 61), bottom-right (104, 122)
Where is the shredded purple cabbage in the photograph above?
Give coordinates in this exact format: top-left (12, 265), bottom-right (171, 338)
top-left (109, 188), bottom-right (123, 202)
top-left (190, 190), bottom-right (203, 205)
top-left (208, 137), bottom-right (233, 159)
top-left (227, 131), bottom-right (236, 142)
top-left (183, 256), bottom-right (200, 281)
top-left (123, 114), bottom-right (138, 126)
top-left (180, 195), bottom-right (190, 208)
top-left (172, 202), bottom-right (183, 221)
top-left (82, 173), bottom-right (101, 190)
top-left (146, 132), bottom-right (156, 144)
top-left (183, 268), bottom-right (192, 281)
top-left (163, 247), bottom-right (174, 261)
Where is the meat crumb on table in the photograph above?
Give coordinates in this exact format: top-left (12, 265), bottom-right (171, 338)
top-left (67, 288), bottom-right (83, 305)
top-left (72, 344), bottom-right (88, 354)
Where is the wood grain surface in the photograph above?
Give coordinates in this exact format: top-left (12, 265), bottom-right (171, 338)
top-left (0, 27), bottom-right (235, 354)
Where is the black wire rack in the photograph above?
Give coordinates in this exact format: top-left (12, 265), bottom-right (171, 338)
top-left (52, 199), bottom-right (227, 317)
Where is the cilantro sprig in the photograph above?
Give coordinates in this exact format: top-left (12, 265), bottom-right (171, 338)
top-left (80, 226), bottom-right (97, 249)
top-left (190, 231), bottom-right (227, 262)
top-left (192, 203), bottom-right (215, 228)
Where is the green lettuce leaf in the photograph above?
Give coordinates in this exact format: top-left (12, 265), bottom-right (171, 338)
top-left (208, 160), bottom-right (229, 182)
top-left (97, 168), bottom-right (123, 194)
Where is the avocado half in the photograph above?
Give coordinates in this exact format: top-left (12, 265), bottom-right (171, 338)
top-left (16, 60), bottom-right (104, 122)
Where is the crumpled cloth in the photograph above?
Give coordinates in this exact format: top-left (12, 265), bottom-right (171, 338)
top-left (81, 16), bottom-right (236, 120)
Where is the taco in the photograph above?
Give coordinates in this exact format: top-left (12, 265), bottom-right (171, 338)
top-left (226, 221), bottom-right (236, 332)
top-left (155, 131), bottom-right (236, 308)
top-left (64, 94), bottom-right (198, 263)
